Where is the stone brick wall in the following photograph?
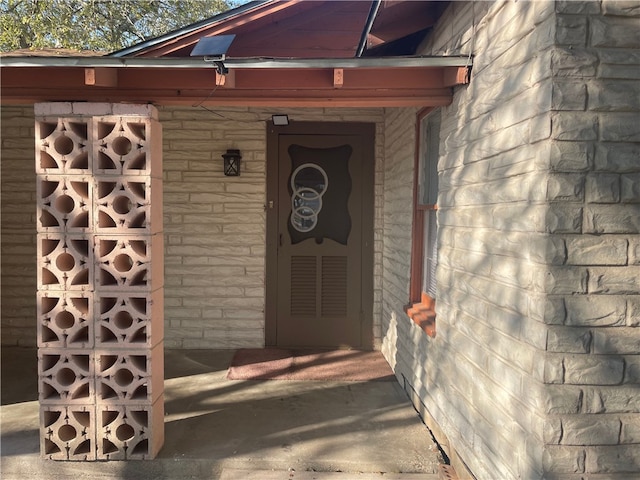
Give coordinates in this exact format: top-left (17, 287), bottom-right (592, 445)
top-left (380, 1), bottom-right (640, 478)
top-left (379, 106), bottom-right (417, 373)
top-left (1, 105), bottom-right (385, 349)
top-left (542, 1), bottom-right (640, 476)
top-left (159, 107), bottom-right (267, 349)
top-left (1, 105), bottom-right (37, 346)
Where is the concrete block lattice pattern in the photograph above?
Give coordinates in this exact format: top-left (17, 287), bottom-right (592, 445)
top-left (38, 175), bottom-right (92, 232)
top-left (36, 104), bottom-right (164, 461)
top-left (38, 291), bottom-right (93, 349)
top-left (96, 400), bottom-right (164, 460)
top-left (40, 404), bottom-right (96, 461)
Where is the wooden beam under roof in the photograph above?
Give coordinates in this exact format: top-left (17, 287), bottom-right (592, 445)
top-left (1, 88), bottom-right (454, 108)
top-left (84, 68), bottom-right (118, 87)
top-left (1, 64), bottom-right (469, 107)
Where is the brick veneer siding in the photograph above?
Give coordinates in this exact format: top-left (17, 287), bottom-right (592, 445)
top-left (380, 0), bottom-right (640, 478)
top-left (1, 105), bottom-right (37, 346)
top-left (542, 1), bottom-right (640, 476)
top-left (1, 106), bottom-right (385, 349)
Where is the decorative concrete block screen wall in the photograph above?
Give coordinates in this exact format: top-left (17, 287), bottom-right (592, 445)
top-left (35, 103), bottom-right (164, 461)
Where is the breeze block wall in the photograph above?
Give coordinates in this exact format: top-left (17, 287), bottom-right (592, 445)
top-left (381, 1), bottom-right (640, 479)
top-left (35, 103), bottom-right (164, 461)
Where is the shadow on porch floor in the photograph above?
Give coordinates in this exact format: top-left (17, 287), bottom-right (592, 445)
top-left (1, 347), bottom-right (446, 479)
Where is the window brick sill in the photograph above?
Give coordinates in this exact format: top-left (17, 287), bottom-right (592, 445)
top-left (406, 302), bottom-right (436, 337)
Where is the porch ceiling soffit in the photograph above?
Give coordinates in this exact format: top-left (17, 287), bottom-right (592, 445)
top-left (0, 56), bottom-right (471, 108)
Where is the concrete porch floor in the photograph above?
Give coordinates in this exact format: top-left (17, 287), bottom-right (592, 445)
top-left (1, 347), bottom-right (447, 479)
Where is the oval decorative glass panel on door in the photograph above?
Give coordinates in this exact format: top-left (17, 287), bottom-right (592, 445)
top-left (290, 163), bottom-right (328, 233)
top-left (287, 144), bottom-right (352, 245)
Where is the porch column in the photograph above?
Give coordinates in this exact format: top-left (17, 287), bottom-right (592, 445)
top-left (35, 103), bottom-right (164, 460)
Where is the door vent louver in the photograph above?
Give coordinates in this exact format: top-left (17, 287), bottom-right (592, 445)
top-left (291, 256), bottom-right (316, 316)
top-left (321, 256), bottom-right (347, 316)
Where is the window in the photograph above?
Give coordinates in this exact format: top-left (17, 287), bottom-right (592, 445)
top-left (406, 109), bottom-right (440, 337)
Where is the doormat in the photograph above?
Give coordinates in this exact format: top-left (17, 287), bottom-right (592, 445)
top-left (226, 348), bottom-right (396, 381)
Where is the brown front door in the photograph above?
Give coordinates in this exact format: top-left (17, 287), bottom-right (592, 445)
top-left (266, 122), bottom-right (374, 349)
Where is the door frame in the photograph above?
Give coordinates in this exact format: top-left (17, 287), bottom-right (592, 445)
top-left (265, 121), bottom-right (375, 348)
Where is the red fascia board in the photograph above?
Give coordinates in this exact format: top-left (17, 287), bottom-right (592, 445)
top-left (1, 65), bottom-right (460, 91)
top-left (0, 65), bottom-right (456, 107)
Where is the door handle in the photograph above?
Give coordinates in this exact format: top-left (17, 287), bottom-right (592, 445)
top-left (279, 234), bottom-right (283, 247)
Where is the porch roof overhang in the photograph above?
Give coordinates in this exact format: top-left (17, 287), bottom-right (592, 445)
top-left (0, 55), bottom-right (471, 108)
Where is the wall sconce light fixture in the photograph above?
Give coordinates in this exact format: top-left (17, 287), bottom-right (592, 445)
top-left (272, 114), bottom-right (289, 126)
top-left (222, 149), bottom-right (241, 176)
